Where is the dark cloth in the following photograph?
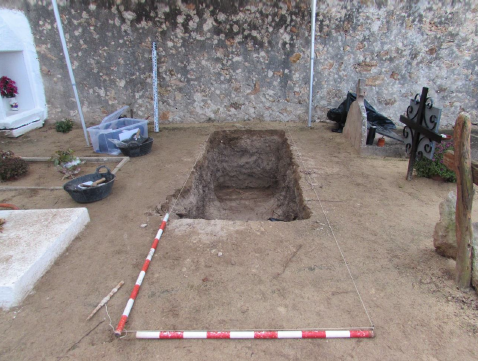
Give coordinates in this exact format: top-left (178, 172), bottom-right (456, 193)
top-left (327, 92), bottom-right (396, 131)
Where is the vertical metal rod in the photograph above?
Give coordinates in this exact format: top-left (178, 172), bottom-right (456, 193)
top-left (51, 0), bottom-right (90, 146)
top-left (307, 0), bottom-right (317, 128)
top-left (152, 42), bottom-right (159, 133)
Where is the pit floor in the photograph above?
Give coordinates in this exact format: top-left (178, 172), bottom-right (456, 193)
top-left (0, 121), bottom-right (477, 360)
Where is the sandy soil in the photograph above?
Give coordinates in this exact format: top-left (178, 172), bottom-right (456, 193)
top-left (0, 121), bottom-right (477, 361)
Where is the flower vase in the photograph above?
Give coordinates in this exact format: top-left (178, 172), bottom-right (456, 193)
top-left (9, 97), bottom-right (18, 111)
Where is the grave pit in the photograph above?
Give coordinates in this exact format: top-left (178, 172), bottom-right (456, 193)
top-left (166, 130), bottom-right (310, 222)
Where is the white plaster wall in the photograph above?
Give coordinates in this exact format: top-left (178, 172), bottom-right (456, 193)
top-left (0, 9), bottom-right (47, 124)
top-left (0, 52), bottom-right (36, 113)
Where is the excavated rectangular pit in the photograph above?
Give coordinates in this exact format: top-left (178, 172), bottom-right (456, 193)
top-left (168, 130), bottom-right (310, 222)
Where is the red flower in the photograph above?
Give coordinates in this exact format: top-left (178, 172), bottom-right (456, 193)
top-left (0, 76), bottom-right (18, 98)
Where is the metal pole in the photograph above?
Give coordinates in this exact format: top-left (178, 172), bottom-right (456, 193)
top-left (51, 0), bottom-right (90, 146)
top-left (152, 42), bottom-right (159, 132)
top-left (307, 0), bottom-right (317, 128)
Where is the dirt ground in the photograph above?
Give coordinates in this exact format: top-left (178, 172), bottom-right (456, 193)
top-left (0, 121), bottom-right (477, 361)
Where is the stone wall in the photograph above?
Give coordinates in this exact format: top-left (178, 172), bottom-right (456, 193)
top-left (1, 0), bottom-right (477, 126)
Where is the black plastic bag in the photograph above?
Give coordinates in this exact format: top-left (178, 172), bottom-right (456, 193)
top-left (327, 92), bottom-right (396, 131)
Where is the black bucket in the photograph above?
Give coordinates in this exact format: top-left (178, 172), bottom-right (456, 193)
top-left (118, 137), bottom-right (153, 157)
top-left (63, 165), bottom-right (115, 203)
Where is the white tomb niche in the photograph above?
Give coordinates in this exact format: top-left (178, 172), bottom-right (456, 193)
top-left (0, 10), bottom-right (47, 137)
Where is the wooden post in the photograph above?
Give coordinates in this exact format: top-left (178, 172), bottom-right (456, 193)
top-left (454, 113), bottom-right (474, 289)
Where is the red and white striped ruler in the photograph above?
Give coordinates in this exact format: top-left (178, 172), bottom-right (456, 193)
top-left (136, 330), bottom-right (374, 339)
top-left (115, 213), bottom-right (169, 336)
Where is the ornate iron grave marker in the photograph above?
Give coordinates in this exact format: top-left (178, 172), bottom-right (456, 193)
top-left (399, 87), bottom-right (443, 180)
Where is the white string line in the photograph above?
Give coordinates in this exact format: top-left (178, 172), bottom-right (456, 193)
top-left (105, 304), bottom-right (127, 338)
top-left (125, 327), bottom-right (373, 333)
top-left (286, 128), bottom-right (374, 329)
top-left (106, 298), bottom-right (373, 336)
top-left (169, 131), bottom-right (212, 215)
top-left (109, 128), bottom-right (373, 337)
top-left (113, 131), bottom-right (213, 337)
top-left (104, 301), bottom-right (373, 334)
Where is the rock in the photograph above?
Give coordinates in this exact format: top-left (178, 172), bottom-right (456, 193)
top-left (433, 191), bottom-right (457, 259)
top-left (248, 80), bottom-right (260, 95)
top-left (427, 46), bottom-right (437, 55)
top-left (356, 42), bottom-right (365, 50)
top-left (218, 252), bottom-right (223, 257)
top-left (321, 61), bottom-right (334, 71)
top-left (140, 223), bottom-right (148, 228)
top-left (353, 61), bottom-right (377, 73)
top-left (472, 223), bottom-right (478, 291)
top-left (289, 53), bottom-right (301, 63)
top-left (160, 111), bottom-right (170, 121)
top-left (366, 75), bottom-right (385, 86)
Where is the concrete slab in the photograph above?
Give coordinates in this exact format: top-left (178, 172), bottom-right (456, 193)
top-left (0, 208), bottom-right (90, 309)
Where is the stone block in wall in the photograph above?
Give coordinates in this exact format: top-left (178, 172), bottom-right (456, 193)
top-left (366, 75), bottom-right (385, 86)
top-left (433, 191), bottom-right (457, 259)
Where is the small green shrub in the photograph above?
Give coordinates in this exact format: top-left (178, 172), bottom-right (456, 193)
top-left (55, 118), bottom-right (74, 133)
top-left (414, 141), bottom-right (456, 182)
top-left (0, 151), bottom-right (28, 181)
top-left (50, 149), bottom-right (83, 179)
top-left (50, 148), bottom-right (76, 166)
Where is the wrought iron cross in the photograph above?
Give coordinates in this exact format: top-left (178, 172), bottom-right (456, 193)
top-left (399, 87), bottom-right (443, 180)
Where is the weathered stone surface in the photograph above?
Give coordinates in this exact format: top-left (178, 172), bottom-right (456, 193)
top-left (0, 0), bottom-right (476, 126)
top-left (343, 79), bottom-right (367, 153)
top-left (289, 53), bottom-right (302, 64)
top-left (354, 61), bottom-right (378, 73)
top-left (356, 79), bottom-right (366, 98)
top-left (343, 100), bottom-right (367, 153)
top-left (390, 72), bottom-right (400, 80)
top-left (160, 111), bottom-right (170, 121)
top-left (366, 75), bottom-right (385, 86)
top-left (472, 223), bottom-right (478, 291)
top-left (248, 81), bottom-right (260, 96)
top-left (433, 191), bottom-right (457, 259)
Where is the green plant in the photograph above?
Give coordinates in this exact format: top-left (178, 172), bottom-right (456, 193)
top-left (414, 141), bottom-right (456, 182)
top-left (50, 149), bottom-right (83, 179)
top-left (55, 118), bottom-right (74, 133)
top-left (50, 149), bottom-right (76, 166)
top-left (0, 150), bottom-right (28, 181)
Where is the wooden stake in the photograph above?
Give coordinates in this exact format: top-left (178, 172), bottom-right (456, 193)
top-left (454, 114), bottom-right (474, 289)
top-left (86, 281), bottom-right (124, 321)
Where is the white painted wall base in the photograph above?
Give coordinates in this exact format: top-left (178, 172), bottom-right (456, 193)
top-left (0, 9), bottom-right (47, 137)
top-left (0, 208), bottom-right (90, 310)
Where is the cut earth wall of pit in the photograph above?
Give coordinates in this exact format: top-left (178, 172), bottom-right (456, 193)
top-left (164, 130), bottom-right (310, 222)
